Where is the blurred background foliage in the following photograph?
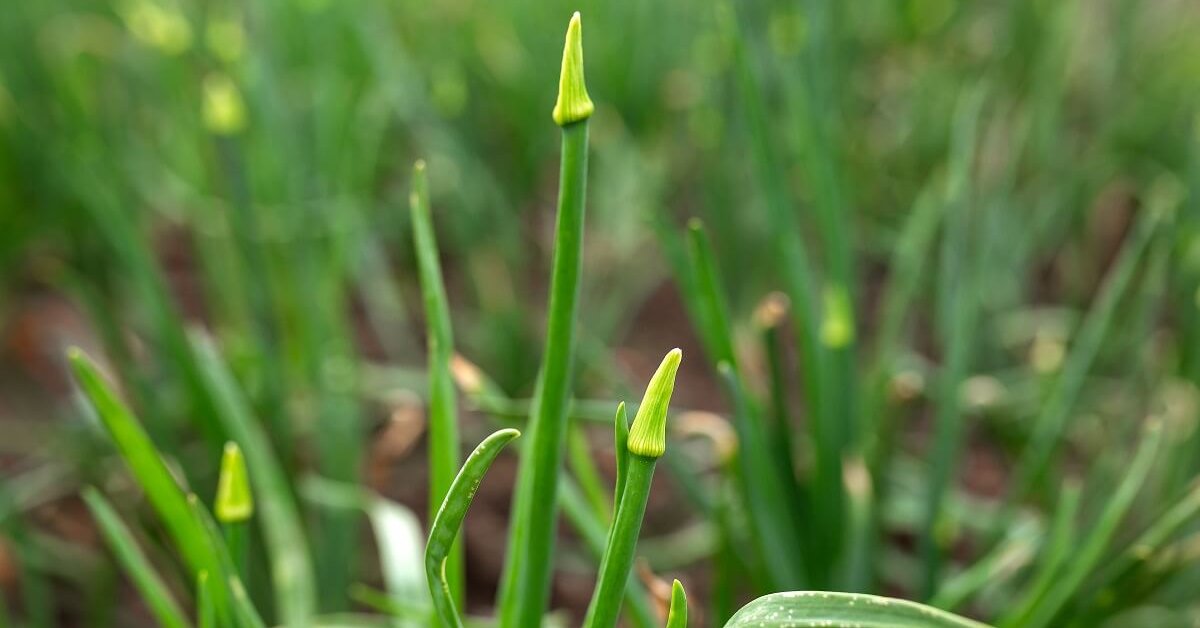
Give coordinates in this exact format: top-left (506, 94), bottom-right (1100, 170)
top-left (2, 0), bottom-right (1200, 625)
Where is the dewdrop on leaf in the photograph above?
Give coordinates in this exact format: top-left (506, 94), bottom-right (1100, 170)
top-left (202, 73), bottom-right (246, 135)
top-left (215, 442), bottom-right (253, 523)
top-left (551, 13), bottom-right (594, 126)
top-left (627, 349), bottom-right (682, 458)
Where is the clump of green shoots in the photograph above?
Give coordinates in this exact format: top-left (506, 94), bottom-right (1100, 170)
top-left (63, 10), bottom-right (1030, 628)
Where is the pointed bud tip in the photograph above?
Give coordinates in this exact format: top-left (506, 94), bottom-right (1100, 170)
top-left (551, 12), bottom-right (594, 126)
top-left (216, 441), bottom-right (253, 523)
top-left (627, 349), bottom-right (682, 458)
top-left (414, 159), bottom-right (426, 173)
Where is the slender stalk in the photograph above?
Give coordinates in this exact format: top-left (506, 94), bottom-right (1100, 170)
top-left (996, 188), bottom-right (1167, 536)
top-left (686, 220), bottom-right (805, 589)
top-left (410, 159), bottom-right (464, 608)
top-left (186, 495), bottom-right (268, 628)
top-left (582, 349), bottom-right (681, 628)
top-left (919, 87), bottom-right (985, 597)
top-left (569, 424), bottom-right (613, 521)
top-left (1001, 482), bottom-right (1082, 624)
top-left (497, 13), bottom-right (593, 626)
top-left (717, 2), bottom-right (835, 581)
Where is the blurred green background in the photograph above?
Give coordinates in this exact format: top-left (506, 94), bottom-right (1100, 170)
top-left (2, 0), bottom-right (1200, 625)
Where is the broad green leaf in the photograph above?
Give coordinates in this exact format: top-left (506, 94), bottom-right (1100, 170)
top-left (725, 592), bottom-right (989, 627)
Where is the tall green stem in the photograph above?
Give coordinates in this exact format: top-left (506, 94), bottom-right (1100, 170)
top-left (410, 160), bottom-right (464, 608)
top-left (583, 459), bottom-right (657, 628)
top-left (496, 13), bottom-right (593, 626)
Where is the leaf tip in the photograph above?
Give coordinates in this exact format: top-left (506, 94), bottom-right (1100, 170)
top-left (667, 579), bottom-right (688, 627)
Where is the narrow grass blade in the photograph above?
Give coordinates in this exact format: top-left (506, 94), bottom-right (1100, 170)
top-left (428, 429), bottom-right (519, 628)
top-left (683, 219), bottom-right (806, 589)
top-left (920, 86), bottom-right (987, 596)
top-left (665, 580), bottom-right (687, 628)
top-left (755, 293), bottom-right (801, 497)
top-left (410, 159), bottom-right (464, 608)
top-left (72, 186), bottom-right (227, 450)
top-left (1004, 187), bottom-right (1169, 512)
top-left (613, 402), bottom-right (630, 515)
top-left (191, 334), bottom-right (316, 626)
top-left (860, 182), bottom-right (945, 585)
top-left (569, 424), bottom-right (613, 521)
top-left (82, 488), bottom-right (191, 628)
top-left (684, 219), bottom-right (736, 366)
top-left (68, 349), bottom-right (229, 616)
top-left (497, 13), bottom-right (592, 625)
top-left (1001, 482), bottom-right (1081, 624)
top-left (930, 517), bottom-right (1038, 612)
top-left (717, 3), bottom-right (835, 579)
top-left (1005, 423), bottom-right (1164, 628)
top-left (197, 572), bottom-right (215, 628)
top-left (1092, 478), bottom-right (1200, 598)
top-left (726, 591), bottom-right (988, 627)
top-left (717, 363), bottom-right (807, 590)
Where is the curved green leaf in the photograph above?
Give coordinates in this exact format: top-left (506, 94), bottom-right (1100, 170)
top-left (427, 429), bottom-right (520, 628)
top-left (725, 592), bottom-right (989, 628)
top-left (68, 349), bottom-right (229, 617)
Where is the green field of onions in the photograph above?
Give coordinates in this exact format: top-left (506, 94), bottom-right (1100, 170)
top-left (2, 1), bottom-right (1200, 626)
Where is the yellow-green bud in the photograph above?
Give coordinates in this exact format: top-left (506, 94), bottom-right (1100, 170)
top-left (820, 284), bottom-right (854, 348)
top-left (122, 0), bottom-right (193, 55)
top-left (215, 442), bottom-right (253, 523)
top-left (551, 12), bottom-right (594, 126)
top-left (202, 73), bottom-right (246, 135)
top-left (627, 349), bottom-right (682, 458)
